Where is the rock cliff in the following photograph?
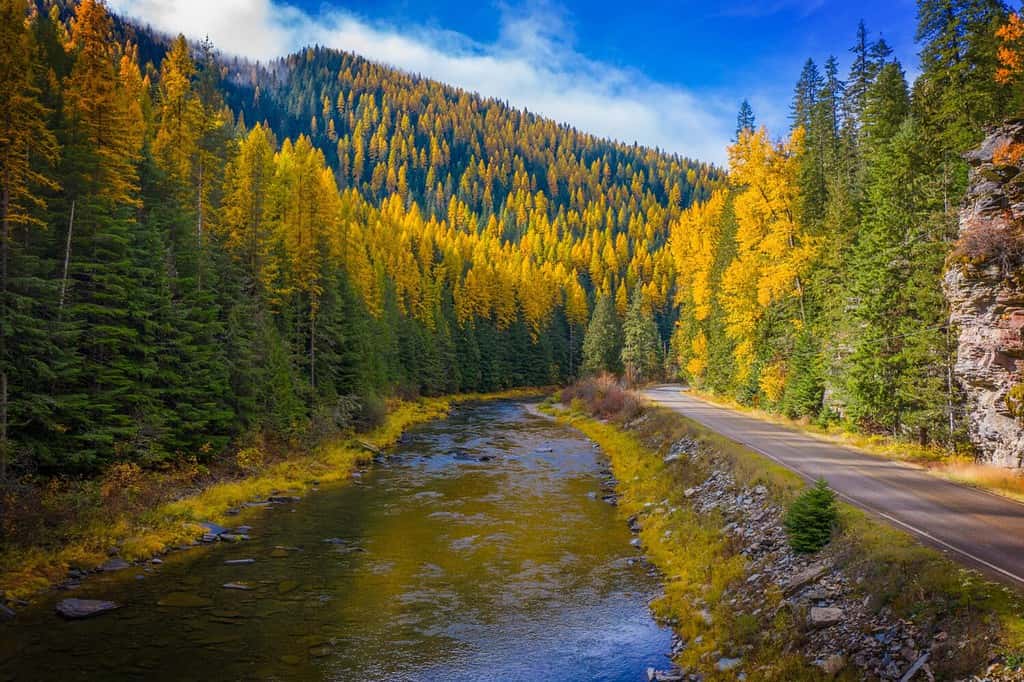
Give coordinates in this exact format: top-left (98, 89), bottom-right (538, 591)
top-left (944, 121), bottom-right (1024, 467)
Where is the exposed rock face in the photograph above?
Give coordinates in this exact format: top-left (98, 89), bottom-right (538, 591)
top-left (945, 121), bottom-right (1024, 468)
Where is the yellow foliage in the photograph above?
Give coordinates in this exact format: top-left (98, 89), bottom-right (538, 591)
top-left (670, 189), bottom-right (726, 322)
top-left (685, 329), bottom-right (708, 379)
top-left (758, 361), bottom-right (787, 403)
top-left (721, 127), bottom-right (815, 380)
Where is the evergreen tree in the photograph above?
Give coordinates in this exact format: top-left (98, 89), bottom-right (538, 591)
top-left (915, 0), bottom-right (1007, 156)
top-left (735, 99), bottom-right (756, 141)
top-left (621, 290), bottom-right (662, 385)
top-left (581, 295), bottom-right (622, 376)
top-left (0, 0), bottom-right (58, 477)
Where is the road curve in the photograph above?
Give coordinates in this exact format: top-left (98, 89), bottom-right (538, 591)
top-left (642, 384), bottom-right (1024, 588)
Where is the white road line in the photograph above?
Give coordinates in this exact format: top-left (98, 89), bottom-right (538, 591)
top-left (646, 391), bottom-right (1024, 588)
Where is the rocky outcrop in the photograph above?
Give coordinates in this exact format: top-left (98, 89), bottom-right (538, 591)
top-left (945, 121), bottom-right (1024, 468)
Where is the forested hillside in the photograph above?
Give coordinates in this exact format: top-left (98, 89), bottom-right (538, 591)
top-left (0, 0), bottom-right (718, 475)
top-left (5, 0), bottom-right (1024, 479)
top-left (669, 4), bottom-right (1024, 453)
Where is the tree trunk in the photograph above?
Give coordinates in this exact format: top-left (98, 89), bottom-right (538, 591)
top-left (59, 198), bottom-right (75, 310)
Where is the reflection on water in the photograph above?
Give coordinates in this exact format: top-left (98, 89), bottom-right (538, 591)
top-left (0, 401), bottom-right (671, 681)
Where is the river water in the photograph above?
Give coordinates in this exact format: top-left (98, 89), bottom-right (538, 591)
top-left (0, 401), bottom-right (671, 680)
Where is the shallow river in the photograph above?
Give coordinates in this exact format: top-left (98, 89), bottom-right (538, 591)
top-left (1, 401), bottom-right (671, 680)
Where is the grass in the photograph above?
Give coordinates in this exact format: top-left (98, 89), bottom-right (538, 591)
top-left (689, 388), bottom-right (1024, 503)
top-left (0, 388), bottom-right (544, 603)
top-left (547, 381), bottom-right (1024, 680)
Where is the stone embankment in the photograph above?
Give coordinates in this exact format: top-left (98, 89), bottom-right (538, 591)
top-left (641, 437), bottom-right (1017, 681)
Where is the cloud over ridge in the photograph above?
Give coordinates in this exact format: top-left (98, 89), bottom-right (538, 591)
top-left (108, 0), bottom-right (736, 163)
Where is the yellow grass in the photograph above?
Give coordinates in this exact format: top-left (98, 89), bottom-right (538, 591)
top-left (546, 405), bottom-right (817, 679)
top-left (547, 398), bottom-right (1024, 678)
top-left (0, 388), bottom-right (544, 602)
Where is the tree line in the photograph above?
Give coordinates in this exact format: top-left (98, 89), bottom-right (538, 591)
top-left (667, 1), bottom-right (1023, 445)
top-left (0, 0), bottom-right (716, 476)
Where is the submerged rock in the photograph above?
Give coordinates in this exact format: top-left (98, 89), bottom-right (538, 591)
top-left (157, 593), bottom-right (212, 608)
top-left (0, 603), bottom-right (15, 621)
top-left (56, 598), bottom-right (119, 619)
top-left (277, 580), bottom-right (299, 594)
top-left (222, 582), bottom-right (254, 591)
top-left (224, 558), bottom-right (255, 565)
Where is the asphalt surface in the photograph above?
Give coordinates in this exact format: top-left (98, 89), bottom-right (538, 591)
top-left (642, 384), bottom-right (1024, 588)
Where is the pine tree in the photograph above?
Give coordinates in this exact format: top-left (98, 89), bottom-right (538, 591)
top-left (735, 100), bottom-right (756, 141)
top-left (581, 295), bottom-right (622, 376)
top-left (0, 0), bottom-right (58, 477)
top-left (784, 478), bottom-right (838, 553)
top-left (621, 290), bottom-right (662, 385)
top-left (915, 0), bottom-right (1007, 156)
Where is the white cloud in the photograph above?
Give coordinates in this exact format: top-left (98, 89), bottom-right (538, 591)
top-left (108, 0), bottom-right (741, 163)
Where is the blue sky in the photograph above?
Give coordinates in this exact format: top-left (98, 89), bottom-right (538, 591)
top-left (109, 0), bottom-right (921, 163)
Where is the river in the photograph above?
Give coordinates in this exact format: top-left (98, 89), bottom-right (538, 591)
top-left (0, 400), bottom-right (672, 680)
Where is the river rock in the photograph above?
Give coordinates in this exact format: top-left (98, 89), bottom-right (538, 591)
top-left (219, 534), bottom-right (249, 543)
top-left (222, 582), bottom-right (254, 591)
top-left (808, 606), bottom-right (844, 629)
top-left (715, 657), bottom-right (742, 672)
top-left (647, 667), bottom-right (685, 681)
top-left (0, 603), bottom-right (15, 621)
top-left (199, 521), bottom-right (227, 536)
top-left (56, 598), bottom-right (119, 619)
top-left (268, 495), bottom-right (301, 504)
top-left (100, 557), bottom-right (131, 572)
top-left (224, 558), bottom-right (255, 565)
top-left (269, 548), bottom-right (290, 558)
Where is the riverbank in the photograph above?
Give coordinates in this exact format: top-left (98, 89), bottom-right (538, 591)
top-left (687, 388), bottom-right (1024, 504)
top-left (547, 386), bottom-right (1024, 680)
top-left (0, 389), bottom-right (542, 607)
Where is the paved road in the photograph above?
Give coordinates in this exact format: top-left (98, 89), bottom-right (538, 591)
top-left (642, 384), bottom-right (1024, 588)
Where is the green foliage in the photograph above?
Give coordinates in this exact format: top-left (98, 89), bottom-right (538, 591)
top-left (1008, 384), bottom-right (1024, 421)
top-left (581, 295), bottom-right (622, 376)
top-left (621, 291), bottom-right (662, 384)
top-left (784, 478), bottom-right (839, 553)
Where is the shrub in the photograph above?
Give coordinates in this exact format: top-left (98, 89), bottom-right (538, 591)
top-left (560, 374), bottom-right (644, 420)
top-left (1008, 383), bottom-right (1024, 421)
top-left (784, 478), bottom-right (838, 553)
top-left (235, 447), bottom-right (265, 472)
top-left (952, 223), bottom-right (1024, 273)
